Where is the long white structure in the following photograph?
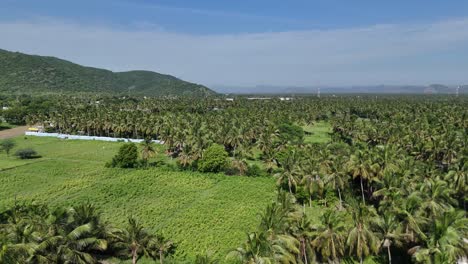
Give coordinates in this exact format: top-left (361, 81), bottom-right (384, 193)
top-left (25, 132), bottom-right (162, 144)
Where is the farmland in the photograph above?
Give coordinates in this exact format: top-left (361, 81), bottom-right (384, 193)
top-left (1, 95), bottom-right (467, 263)
top-left (0, 136), bottom-right (276, 259)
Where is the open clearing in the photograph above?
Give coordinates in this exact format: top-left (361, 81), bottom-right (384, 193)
top-left (0, 137), bottom-right (276, 258)
top-left (302, 121), bottom-right (332, 144)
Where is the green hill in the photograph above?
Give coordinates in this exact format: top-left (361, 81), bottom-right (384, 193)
top-left (0, 49), bottom-right (215, 96)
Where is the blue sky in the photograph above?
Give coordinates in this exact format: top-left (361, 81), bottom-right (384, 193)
top-left (1, 0), bottom-right (468, 87)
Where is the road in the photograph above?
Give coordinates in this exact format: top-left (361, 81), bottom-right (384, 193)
top-left (0, 126), bottom-right (28, 139)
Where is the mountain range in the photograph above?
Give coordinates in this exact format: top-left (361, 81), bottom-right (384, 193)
top-left (0, 49), bottom-right (215, 96)
top-left (215, 84), bottom-right (468, 95)
top-left (1, 48), bottom-right (466, 96)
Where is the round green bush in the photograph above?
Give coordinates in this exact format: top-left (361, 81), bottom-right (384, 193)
top-left (197, 144), bottom-right (229, 173)
top-left (108, 143), bottom-right (138, 168)
top-left (15, 148), bottom-right (40, 159)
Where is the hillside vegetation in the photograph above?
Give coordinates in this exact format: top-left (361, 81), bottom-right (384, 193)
top-left (0, 49), bottom-right (215, 96)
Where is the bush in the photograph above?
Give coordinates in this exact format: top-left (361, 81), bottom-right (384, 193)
top-left (197, 144), bottom-right (229, 173)
top-left (0, 139), bottom-right (16, 156)
top-left (14, 148), bottom-right (40, 159)
top-left (107, 143), bottom-right (138, 168)
top-left (246, 164), bottom-right (265, 177)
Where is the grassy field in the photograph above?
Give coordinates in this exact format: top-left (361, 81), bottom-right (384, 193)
top-left (302, 121), bottom-right (332, 144)
top-left (0, 137), bottom-right (276, 260)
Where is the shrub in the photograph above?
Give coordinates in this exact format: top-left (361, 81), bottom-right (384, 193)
top-left (0, 139), bottom-right (16, 156)
top-left (14, 148), bottom-right (40, 159)
top-left (246, 164), bottom-right (265, 177)
top-left (107, 143), bottom-right (138, 168)
top-left (197, 144), bottom-right (229, 173)
top-left (224, 166), bottom-right (239, 176)
top-left (229, 159), bottom-right (248, 175)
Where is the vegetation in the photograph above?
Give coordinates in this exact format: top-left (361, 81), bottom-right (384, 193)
top-left (107, 143), bottom-right (139, 168)
top-left (0, 137), bottom-right (275, 261)
top-left (0, 139), bottom-right (16, 156)
top-left (14, 148), bottom-right (40, 159)
top-left (0, 122), bottom-right (15, 131)
top-left (1, 94), bottom-right (467, 263)
top-left (0, 201), bottom-right (176, 264)
top-left (197, 144), bottom-right (229, 173)
top-left (0, 49), bottom-right (215, 97)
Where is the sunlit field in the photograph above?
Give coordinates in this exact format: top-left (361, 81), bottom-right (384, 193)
top-left (0, 137), bottom-right (277, 258)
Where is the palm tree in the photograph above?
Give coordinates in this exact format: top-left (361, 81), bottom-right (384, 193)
top-left (113, 217), bottom-right (154, 264)
top-left (29, 222), bottom-right (108, 264)
top-left (227, 229), bottom-right (299, 264)
top-left (393, 192), bottom-right (428, 244)
top-left (418, 180), bottom-right (457, 218)
top-left (409, 209), bottom-right (468, 263)
top-left (375, 213), bottom-right (405, 264)
top-left (275, 150), bottom-right (301, 194)
top-left (150, 234), bottom-right (175, 264)
top-left (346, 203), bottom-right (380, 264)
top-left (226, 231), bottom-right (275, 264)
top-left (322, 156), bottom-right (347, 209)
top-left (194, 251), bottom-right (219, 264)
top-left (346, 148), bottom-right (379, 205)
top-left (311, 209), bottom-right (347, 263)
top-left (140, 138), bottom-right (156, 162)
top-left (258, 202), bottom-right (290, 237)
top-left (445, 161), bottom-right (467, 210)
top-left (289, 214), bottom-right (315, 264)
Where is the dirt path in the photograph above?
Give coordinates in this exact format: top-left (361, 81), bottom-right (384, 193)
top-left (0, 126), bottom-right (28, 139)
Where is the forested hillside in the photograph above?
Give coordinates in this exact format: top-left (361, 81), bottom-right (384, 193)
top-left (0, 49), bottom-right (215, 96)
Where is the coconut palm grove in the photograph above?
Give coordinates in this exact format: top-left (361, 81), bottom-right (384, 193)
top-left (0, 94), bottom-right (467, 263)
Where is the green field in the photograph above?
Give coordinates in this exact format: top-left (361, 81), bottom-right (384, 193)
top-left (302, 121), bottom-right (332, 144)
top-left (0, 137), bottom-right (276, 259)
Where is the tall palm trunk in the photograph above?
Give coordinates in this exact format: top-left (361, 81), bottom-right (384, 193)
top-left (159, 250), bottom-right (164, 264)
top-left (301, 239), bottom-right (308, 264)
top-left (288, 178), bottom-right (293, 194)
top-left (132, 249), bottom-right (137, 264)
top-left (387, 245), bottom-right (392, 264)
top-left (337, 187), bottom-right (343, 209)
top-left (360, 177), bottom-right (365, 205)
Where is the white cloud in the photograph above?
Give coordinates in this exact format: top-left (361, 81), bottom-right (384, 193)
top-left (1, 17), bottom-right (468, 86)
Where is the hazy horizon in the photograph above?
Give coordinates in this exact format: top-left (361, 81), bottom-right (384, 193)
top-left (2, 0), bottom-right (468, 88)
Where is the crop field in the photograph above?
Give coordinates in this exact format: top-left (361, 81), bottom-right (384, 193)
top-left (0, 136), bottom-right (276, 259)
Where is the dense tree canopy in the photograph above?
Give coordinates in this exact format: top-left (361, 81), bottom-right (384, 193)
top-left (1, 94), bottom-right (467, 263)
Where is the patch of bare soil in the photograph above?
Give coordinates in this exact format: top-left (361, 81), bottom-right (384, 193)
top-left (0, 126), bottom-right (28, 139)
